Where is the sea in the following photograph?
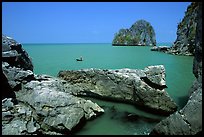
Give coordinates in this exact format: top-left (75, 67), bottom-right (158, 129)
top-left (23, 43), bottom-right (195, 135)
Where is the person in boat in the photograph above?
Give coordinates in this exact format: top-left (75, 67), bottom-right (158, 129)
top-left (76, 56), bottom-right (83, 61)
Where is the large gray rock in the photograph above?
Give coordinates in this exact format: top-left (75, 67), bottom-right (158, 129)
top-left (112, 20), bottom-right (156, 46)
top-left (150, 84), bottom-right (202, 135)
top-left (2, 35), bottom-right (33, 71)
top-left (150, 2), bottom-right (202, 135)
top-left (2, 98), bottom-right (40, 135)
top-left (2, 75), bottom-right (104, 135)
top-left (58, 65), bottom-right (177, 115)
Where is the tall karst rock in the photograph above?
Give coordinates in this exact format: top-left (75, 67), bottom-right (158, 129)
top-left (169, 2), bottom-right (200, 56)
top-left (112, 20), bottom-right (156, 46)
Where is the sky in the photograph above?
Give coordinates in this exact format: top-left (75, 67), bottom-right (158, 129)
top-left (2, 2), bottom-right (191, 43)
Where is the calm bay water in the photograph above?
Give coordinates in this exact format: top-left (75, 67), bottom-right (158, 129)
top-left (23, 43), bottom-right (195, 135)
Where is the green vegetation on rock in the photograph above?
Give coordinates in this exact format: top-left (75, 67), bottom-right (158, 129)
top-left (171, 2), bottom-right (199, 56)
top-left (112, 19), bottom-right (156, 46)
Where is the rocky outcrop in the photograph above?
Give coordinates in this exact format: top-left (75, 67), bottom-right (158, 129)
top-left (2, 75), bottom-right (104, 135)
top-left (2, 35), bottom-right (33, 71)
top-left (150, 85), bottom-right (202, 135)
top-left (2, 35), bottom-right (34, 99)
top-left (58, 65), bottom-right (177, 115)
top-left (2, 35), bottom-right (104, 135)
top-left (150, 2), bottom-right (202, 135)
top-left (167, 2), bottom-right (199, 56)
top-left (112, 20), bottom-right (156, 46)
top-left (151, 46), bottom-right (170, 52)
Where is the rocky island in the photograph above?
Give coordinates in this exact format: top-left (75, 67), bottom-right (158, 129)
top-left (112, 19), bottom-right (156, 46)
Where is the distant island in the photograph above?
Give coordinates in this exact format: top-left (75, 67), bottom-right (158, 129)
top-left (112, 19), bottom-right (156, 46)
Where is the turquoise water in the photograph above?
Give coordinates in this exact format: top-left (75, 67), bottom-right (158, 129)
top-left (23, 43), bottom-right (195, 135)
top-left (74, 97), bottom-right (166, 135)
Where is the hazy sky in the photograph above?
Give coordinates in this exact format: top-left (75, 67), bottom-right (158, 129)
top-left (2, 2), bottom-right (191, 43)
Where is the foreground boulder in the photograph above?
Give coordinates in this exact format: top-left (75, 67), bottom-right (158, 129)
top-left (112, 20), bottom-right (156, 46)
top-left (58, 65), bottom-right (177, 115)
top-left (150, 2), bottom-right (202, 135)
top-left (2, 75), bottom-right (104, 135)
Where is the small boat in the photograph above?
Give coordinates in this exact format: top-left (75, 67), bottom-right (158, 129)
top-left (76, 56), bottom-right (83, 61)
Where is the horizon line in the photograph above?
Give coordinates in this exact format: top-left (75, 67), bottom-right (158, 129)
top-left (22, 42), bottom-right (173, 44)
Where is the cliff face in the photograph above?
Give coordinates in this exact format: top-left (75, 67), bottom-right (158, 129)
top-left (2, 35), bottom-right (34, 98)
top-left (112, 20), bottom-right (156, 46)
top-left (150, 2), bottom-right (202, 135)
top-left (193, 2), bottom-right (202, 80)
top-left (169, 2), bottom-right (199, 56)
